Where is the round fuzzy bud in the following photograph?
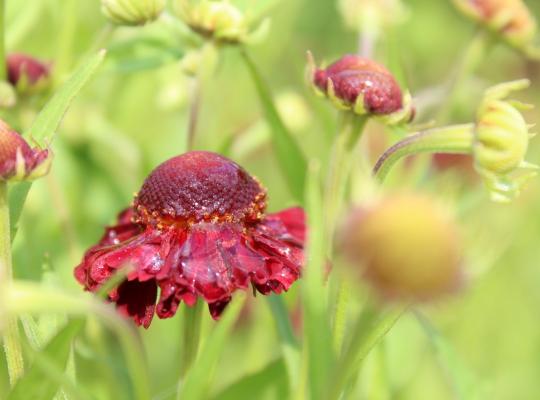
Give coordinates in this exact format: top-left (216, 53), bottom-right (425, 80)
top-left (134, 151), bottom-right (267, 225)
top-left (341, 193), bottom-right (463, 301)
top-left (0, 120), bottom-right (52, 181)
top-left (101, 0), bottom-right (165, 26)
top-left (453, 0), bottom-right (536, 49)
top-left (6, 53), bottom-right (50, 93)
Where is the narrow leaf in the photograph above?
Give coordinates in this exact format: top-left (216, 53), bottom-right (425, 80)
top-left (178, 295), bottom-right (245, 400)
top-left (211, 358), bottom-right (288, 400)
top-left (9, 50), bottom-right (106, 238)
top-left (8, 320), bottom-right (83, 400)
top-left (241, 50), bottom-right (307, 202)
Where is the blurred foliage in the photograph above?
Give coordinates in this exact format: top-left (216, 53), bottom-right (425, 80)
top-left (1, 0), bottom-right (540, 399)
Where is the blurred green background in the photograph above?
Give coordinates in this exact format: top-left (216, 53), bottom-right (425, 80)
top-left (1, 0), bottom-right (540, 399)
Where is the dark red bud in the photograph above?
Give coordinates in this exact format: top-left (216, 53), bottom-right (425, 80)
top-left (314, 54), bottom-right (403, 115)
top-left (7, 53), bottom-right (50, 87)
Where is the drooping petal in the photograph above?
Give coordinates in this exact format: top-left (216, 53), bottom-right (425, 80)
top-left (109, 279), bottom-right (158, 329)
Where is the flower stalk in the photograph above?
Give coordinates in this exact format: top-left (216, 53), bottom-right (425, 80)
top-left (0, 181), bottom-right (25, 385)
top-left (0, 0), bottom-right (5, 82)
top-left (373, 124), bottom-right (475, 182)
top-left (324, 112), bottom-right (367, 244)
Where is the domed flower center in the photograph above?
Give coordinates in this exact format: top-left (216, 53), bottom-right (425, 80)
top-left (134, 151), bottom-right (267, 226)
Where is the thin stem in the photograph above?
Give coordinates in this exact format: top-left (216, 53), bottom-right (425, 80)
top-left (179, 299), bottom-right (204, 380)
top-left (373, 123), bottom-right (475, 183)
top-left (0, 0), bottom-right (6, 81)
top-left (186, 77), bottom-right (202, 151)
top-left (437, 30), bottom-right (493, 122)
top-left (0, 181), bottom-right (25, 385)
top-left (324, 112), bottom-right (367, 247)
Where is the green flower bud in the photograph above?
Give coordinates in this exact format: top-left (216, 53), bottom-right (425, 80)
top-left (338, 0), bottom-right (408, 33)
top-left (340, 193), bottom-right (463, 301)
top-left (174, 0), bottom-right (269, 44)
top-left (101, 0), bottom-right (165, 26)
top-left (473, 79), bottom-right (538, 202)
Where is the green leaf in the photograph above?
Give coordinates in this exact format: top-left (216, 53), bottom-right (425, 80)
top-left (210, 358), bottom-right (288, 400)
top-left (178, 295), bottom-right (245, 400)
top-left (8, 320), bottom-right (84, 400)
top-left (241, 50), bottom-right (307, 203)
top-left (266, 295), bottom-right (301, 390)
top-left (7, 282), bottom-right (151, 400)
top-left (28, 49), bottom-right (106, 145)
top-left (106, 36), bottom-right (183, 73)
top-left (8, 50), bottom-right (106, 239)
top-left (301, 161), bottom-right (335, 400)
top-left (415, 312), bottom-right (479, 400)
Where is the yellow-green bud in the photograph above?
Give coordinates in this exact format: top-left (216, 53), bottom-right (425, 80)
top-left (174, 0), bottom-right (269, 44)
top-left (338, 0), bottom-right (408, 33)
top-left (101, 0), bottom-right (165, 26)
top-left (340, 193), bottom-right (463, 301)
top-left (473, 79), bottom-right (538, 202)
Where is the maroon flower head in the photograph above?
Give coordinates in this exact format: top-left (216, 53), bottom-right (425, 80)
top-left (313, 54), bottom-right (403, 115)
top-left (74, 151), bottom-right (305, 328)
top-left (0, 120), bottom-right (51, 181)
top-left (7, 53), bottom-right (50, 89)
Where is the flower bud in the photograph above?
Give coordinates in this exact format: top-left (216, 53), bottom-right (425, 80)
top-left (101, 0), bottom-right (165, 26)
top-left (174, 0), bottom-right (269, 44)
top-left (473, 79), bottom-right (538, 201)
top-left (338, 0), bottom-right (408, 33)
top-left (453, 0), bottom-right (537, 50)
top-left (309, 53), bottom-right (413, 123)
top-left (0, 120), bottom-right (52, 182)
top-left (7, 53), bottom-right (50, 94)
top-left (340, 193), bottom-right (463, 301)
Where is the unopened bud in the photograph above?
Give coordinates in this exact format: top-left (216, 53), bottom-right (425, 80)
top-left (453, 0), bottom-right (537, 50)
top-left (473, 79), bottom-right (537, 201)
top-left (309, 53), bottom-right (413, 123)
top-left (101, 0), bottom-right (165, 26)
top-left (7, 53), bottom-right (51, 94)
top-left (340, 193), bottom-right (463, 301)
top-left (0, 120), bottom-right (52, 182)
top-left (174, 0), bottom-right (269, 44)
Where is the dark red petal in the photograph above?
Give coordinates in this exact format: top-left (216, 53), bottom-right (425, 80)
top-left (111, 280), bottom-right (158, 328)
top-left (208, 297), bottom-right (231, 319)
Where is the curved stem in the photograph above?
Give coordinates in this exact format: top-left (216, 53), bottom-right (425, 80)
top-left (0, 181), bottom-right (25, 385)
top-left (373, 124), bottom-right (475, 183)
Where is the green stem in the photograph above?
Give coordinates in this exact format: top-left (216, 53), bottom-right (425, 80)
top-left (331, 280), bottom-right (349, 354)
top-left (326, 302), bottom-right (408, 400)
top-left (179, 299), bottom-right (204, 380)
top-left (324, 112), bottom-right (367, 246)
top-left (373, 123), bottom-right (475, 183)
top-left (437, 30), bottom-right (493, 122)
top-left (0, 0), bottom-right (6, 81)
top-left (0, 181), bottom-right (25, 385)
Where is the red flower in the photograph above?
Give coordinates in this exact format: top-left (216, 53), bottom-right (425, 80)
top-left (0, 120), bottom-right (51, 181)
top-left (74, 151), bottom-right (305, 328)
top-left (313, 54), bottom-right (403, 115)
top-left (7, 53), bottom-right (50, 88)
